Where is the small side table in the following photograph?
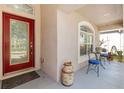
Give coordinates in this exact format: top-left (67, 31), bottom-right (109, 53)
top-left (100, 53), bottom-right (110, 64)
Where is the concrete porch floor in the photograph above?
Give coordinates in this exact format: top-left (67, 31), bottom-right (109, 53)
top-left (1, 61), bottom-right (124, 89)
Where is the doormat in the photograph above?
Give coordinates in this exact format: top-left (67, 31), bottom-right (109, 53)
top-left (1, 71), bottom-right (40, 89)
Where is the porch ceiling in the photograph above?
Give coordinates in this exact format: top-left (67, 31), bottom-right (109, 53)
top-left (76, 4), bottom-right (123, 28)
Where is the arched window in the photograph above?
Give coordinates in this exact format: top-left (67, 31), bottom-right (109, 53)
top-left (80, 26), bottom-right (93, 56)
top-left (78, 21), bottom-right (95, 63)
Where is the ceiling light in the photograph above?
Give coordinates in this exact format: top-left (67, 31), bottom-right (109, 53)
top-left (14, 5), bottom-right (19, 9)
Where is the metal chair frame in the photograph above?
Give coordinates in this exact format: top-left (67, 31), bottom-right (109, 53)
top-left (87, 52), bottom-right (100, 77)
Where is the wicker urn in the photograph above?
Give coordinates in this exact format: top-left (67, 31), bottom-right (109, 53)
top-left (61, 61), bottom-right (74, 86)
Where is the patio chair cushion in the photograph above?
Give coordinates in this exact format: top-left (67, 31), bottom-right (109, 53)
top-left (89, 59), bottom-right (100, 64)
top-left (100, 53), bottom-right (108, 57)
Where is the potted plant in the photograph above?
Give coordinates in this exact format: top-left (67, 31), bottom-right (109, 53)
top-left (117, 50), bottom-right (123, 62)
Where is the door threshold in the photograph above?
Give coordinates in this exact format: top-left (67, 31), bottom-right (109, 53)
top-left (2, 67), bottom-right (36, 80)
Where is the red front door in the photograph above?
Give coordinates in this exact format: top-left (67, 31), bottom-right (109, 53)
top-left (3, 12), bottom-right (35, 74)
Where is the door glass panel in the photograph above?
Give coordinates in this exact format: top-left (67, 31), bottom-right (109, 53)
top-left (10, 19), bottom-right (29, 65)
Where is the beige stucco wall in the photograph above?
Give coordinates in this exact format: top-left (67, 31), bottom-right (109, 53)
top-left (0, 4), bottom-right (41, 80)
top-left (40, 5), bottom-right (99, 82)
top-left (41, 5), bottom-right (58, 81)
top-left (57, 9), bottom-right (99, 82)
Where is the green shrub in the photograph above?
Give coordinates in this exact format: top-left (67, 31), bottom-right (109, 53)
top-left (117, 51), bottom-right (123, 56)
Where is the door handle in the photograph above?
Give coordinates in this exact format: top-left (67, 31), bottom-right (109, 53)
top-left (30, 42), bottom-right (33, 55)
top-left (30, 45), bottom-right (33, 48)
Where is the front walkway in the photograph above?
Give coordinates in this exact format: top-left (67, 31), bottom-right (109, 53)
top-left (1, 62), bottom-right (124, 89)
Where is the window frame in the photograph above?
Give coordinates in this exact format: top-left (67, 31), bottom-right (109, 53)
top-left (78, 21), bottom-right (95, 63)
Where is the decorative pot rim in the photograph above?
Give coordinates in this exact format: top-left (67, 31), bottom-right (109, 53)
top-left (64, 62), bottom-right (72, 66)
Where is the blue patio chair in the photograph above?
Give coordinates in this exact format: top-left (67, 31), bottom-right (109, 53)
top-left (87, 52), bottom-right (100, 77)
top-left (100, 52), bottom-right (110, 64)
